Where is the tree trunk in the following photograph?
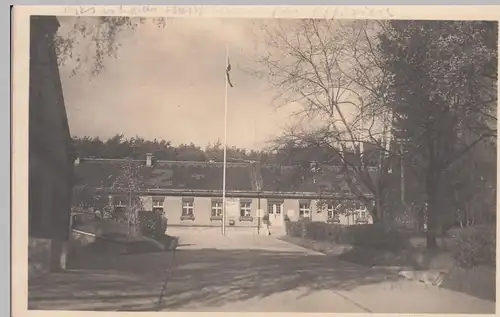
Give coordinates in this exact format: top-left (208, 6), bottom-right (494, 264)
top-left (134, 203), bottom-right (139, 236)
top-left (426, 170), bottom-right (440, 250)
top-left (128, 192), bottom-right (132, 235)
top-left (417, 205), bottom-right (425, 233)
top-left (426, 227), bottom-right (438, 249)
top-left (371, 208), bottom-right (379, 223)
top-left (376, 196), bottom-right (384, 224)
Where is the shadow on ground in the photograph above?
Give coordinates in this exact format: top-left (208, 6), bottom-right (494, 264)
top-left (29, 246), bottom-right (402, 312)
top-left (160, 248), bottom-right (402, 310)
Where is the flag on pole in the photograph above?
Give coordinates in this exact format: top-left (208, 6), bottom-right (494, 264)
top-left (226, 57), bottom-right (234, 88)
top-left (222, 45), bottom-right (230, 236)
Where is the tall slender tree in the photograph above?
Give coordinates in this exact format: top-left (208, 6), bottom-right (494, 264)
top-left (109, 159), bottom-right (146, 236)
top-left (379, 20), bottom-right (497, 248)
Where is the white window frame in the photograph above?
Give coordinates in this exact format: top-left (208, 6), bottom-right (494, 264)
top-left (327, 204), bottom-right (335, 219)
top-left (182, 200), bottom-right (194, 216)
top-left (299, 203), bottom-right (311, 218)
top-left (211, 200), bottom-right (223, 217)
top-left (355, 207), bottom-right (369, 223)
top-left (358, 209), bottom-right (368, 219)
top-left (153, 199), bottom-right (164, 208)
top-left (327, 204), bottom-right (341, 222)
top-left (240, 202), bottom-right (252, 217)
top-left (267, 202), bottom-right (282, 215)
top-left (113, 197), bottom-right (127, 215)
top-left (114, 205), bottom-right (126, 212)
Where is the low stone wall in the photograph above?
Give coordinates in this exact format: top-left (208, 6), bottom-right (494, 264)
top-left (68, 229), bottom-right (123, 260)
top-left (70, 230), bottom-right (96, 248)
top-left (69, 227), bottom-right (168, 260)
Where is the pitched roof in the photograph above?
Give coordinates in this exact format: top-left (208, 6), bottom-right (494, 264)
top-left (74, 158), bottom-right (376, 198)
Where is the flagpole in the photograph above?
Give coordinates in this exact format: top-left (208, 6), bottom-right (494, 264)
top-left (222, 44), bottom-right (229, 236)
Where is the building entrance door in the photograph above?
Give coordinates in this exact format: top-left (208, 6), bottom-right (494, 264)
top-left (267, 201), bottom-right (284, 229)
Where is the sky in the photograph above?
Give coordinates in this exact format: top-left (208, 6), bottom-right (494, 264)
top-left (58, 17), bottom-right (302, 150)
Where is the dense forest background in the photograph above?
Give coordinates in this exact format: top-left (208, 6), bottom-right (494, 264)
top-left (71, 134), bottom-right (363, 166)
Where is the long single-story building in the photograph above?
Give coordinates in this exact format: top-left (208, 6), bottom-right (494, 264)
top-left (73, 153), bottom-right (375, 232)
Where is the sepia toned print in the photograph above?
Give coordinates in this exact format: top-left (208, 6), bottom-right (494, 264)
top-left (21, 7), bottom-right (496, 313)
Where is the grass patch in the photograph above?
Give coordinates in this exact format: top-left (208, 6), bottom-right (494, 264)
top-left (282, 231), bottom-right (495, 301)
top-left (155, 234), bottom-right (179, 251)
top-left (440, 265), bottom-right (496, 301)
top-left (338, 247), bottom-right (420, 269)
top-left (122, 234), bottom-right (178, 254)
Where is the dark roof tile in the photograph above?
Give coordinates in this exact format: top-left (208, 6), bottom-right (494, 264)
top-left (74, 158), bottom-right (376, 197)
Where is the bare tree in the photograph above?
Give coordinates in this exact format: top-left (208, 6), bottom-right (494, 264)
top-left (251, 19), bottom-right (395, 223)
top-left (109, 159), bottom-right (146, 236)
top-left (55, 16), bottom-right (166, 77)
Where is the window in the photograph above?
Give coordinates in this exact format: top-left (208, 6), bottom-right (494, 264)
top-left (327, 204), bottom-right (334, 218)
top-left (112, 196), bottom-right (127, 222)
top-left (182, 201), bottom-right (194, 216)
top-left (153, 197), bottom-right (164, 213)
top-left (268, 202), bottom-right (282, 215)
top-left (239, 201), bottom-right (253, 221)
top-left (211, 200), bottom-right (223, 218)
top-left (355, 208), bottom-right (369, 223)
top-left (113, 197), bottom-right (126, 213)
top-left (181, 199), bottom-right (194, 220)
top-left (240, 202), bottom-right (251, 217)
top-left (299, 202), bottom-right (311, 218)
top-left (153, 199), bottom-right (164, 208)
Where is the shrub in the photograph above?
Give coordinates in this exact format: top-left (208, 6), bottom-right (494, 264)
top-left (138, 209), bottom-right (167, 240)
top-left (285, 221), bottom-right (410, 251)
top-left (285, 220), bottom-right (346, 243)
top-left (284, 219), bottom-right (298, 236)
top-left (446, 225), bottom-right (496, 268)
top-left (344, 223), bottom-right (410, 251)
top-left (285, 219), bottom-right (305, 238)
top-left (71, 212), bottom-right (97, 228)
top-left (304, 220), bottom-right (341, 241)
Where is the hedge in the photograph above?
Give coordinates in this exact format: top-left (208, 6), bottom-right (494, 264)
top-left (285, 220), bottom-right (410, 251)
top-left (285, 219), bottom-right (344, 242)
top-left (347, 223), bottom-right (411, 251)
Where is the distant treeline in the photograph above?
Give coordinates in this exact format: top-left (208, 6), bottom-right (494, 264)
top-left (72, 134), bottom-right (262, 161)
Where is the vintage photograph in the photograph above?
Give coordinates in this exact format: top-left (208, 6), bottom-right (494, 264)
top-left (25, 9), bottom-right (496, 313)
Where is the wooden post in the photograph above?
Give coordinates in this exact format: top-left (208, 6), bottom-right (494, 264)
top-left (257, 194), bottom-right (261, 235)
